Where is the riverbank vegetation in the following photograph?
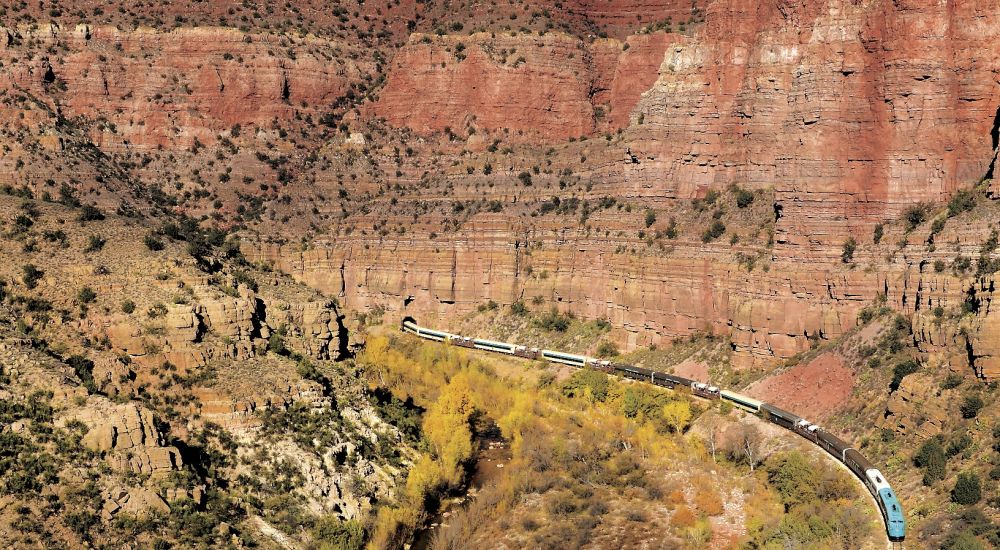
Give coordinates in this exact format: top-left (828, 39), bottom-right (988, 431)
top-left (357, 333), bottom-right (880, 549)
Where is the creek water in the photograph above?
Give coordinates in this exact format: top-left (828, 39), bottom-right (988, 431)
top-left (410, 431), bottom-right (511, 550)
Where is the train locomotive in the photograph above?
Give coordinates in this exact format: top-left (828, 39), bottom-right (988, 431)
top-left (400, 317), bottom-right (905, 542)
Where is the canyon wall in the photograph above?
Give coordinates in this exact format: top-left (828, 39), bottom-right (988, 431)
top-left (3, 0), bottom-right (1000, 370)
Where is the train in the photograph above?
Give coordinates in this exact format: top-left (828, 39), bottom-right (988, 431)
top-left (400, 317), bottom-right (905, 542)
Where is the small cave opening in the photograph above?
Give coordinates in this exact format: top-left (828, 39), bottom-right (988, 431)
top-left (42, 65), bottom-right (55, 84)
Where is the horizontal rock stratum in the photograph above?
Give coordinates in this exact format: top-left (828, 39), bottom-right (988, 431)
top-left (1, 0), bottom-right (999, 371)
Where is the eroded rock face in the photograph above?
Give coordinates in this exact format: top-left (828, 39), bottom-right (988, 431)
top-left (2, 0), bottom-right (999, 372)
top-left (0, 24), bottom-right (372, 150)
top-left (74, 402), bottom-right (182, 476)
top-left (881, 373), bottom-right (951, 437)
top-left (372, 32), bottom-right (673, 139)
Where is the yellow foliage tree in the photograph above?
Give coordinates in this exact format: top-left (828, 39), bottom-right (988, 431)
top-left (405, 454), bottom-right (444, 503)
top-left (422, 374), bottom-right (475, 486)
top-left (662, 400), bottom-right (692, 433)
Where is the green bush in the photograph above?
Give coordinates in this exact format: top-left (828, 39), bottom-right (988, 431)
top-left (596, 341), bottom-right (618, 358)
top-left (943, 529), bottom-right (985, 550)
top-left (952, 472), bottom-right (982, 505)
top-left (903, 205), bottom-right (928, 232)
top-left (890, 359), bottom-right (920, 392)
top-left (312, 516), bottom-right (365, 550)
top-left (510, 300), bottom-right (527, 316)
top-left (914, 438), bottom-right (946, 486)
top-left (960, 394), bottom-right (984, 419)
top-left (77, 204), bottom-right (105, 222)
top-left (77, 286), bottom-right (97, 304)
top-left (941, 373), bottom-right (963, 389)
top-left (562, 369), bottom-right (609, 402)
top-left (948, 189), bottom-right (978, 217)
top-left (84, 235), bottom-right (106, 253)
top-left (701, 220), bottom-right (726, 243)
top-left (841, 238), bottom-right (857, 264)
top-left (535, 308), bottom-right (572, 332)
top-left (732, 186), bottom-right (754, 208)
top-left (644, 209), bottom-right (656, 228)
top-left (22, 264), bottom-right (43, 289)
top-left (121, 300), bottom-right (136, 314)
top-left (144, 234), bottom-right (165, 251)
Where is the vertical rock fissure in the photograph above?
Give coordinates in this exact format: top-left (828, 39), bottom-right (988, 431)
top-left (986, 105), bottom-right (999, 181)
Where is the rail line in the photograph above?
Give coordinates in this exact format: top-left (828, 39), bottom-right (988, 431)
top-left (400, 317), bottom-right (906, 543)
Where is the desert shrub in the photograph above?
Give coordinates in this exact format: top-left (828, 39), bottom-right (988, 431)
top-left (701, 220), bottom-right (726, 243)
top-left (510, 300), bottom-right (527, 316)
top-left (644, 209), bottom-right (656, 227)
top-left (665, 217), bottom-right (678, 239)
top-left (873, 223), bottom-right (884, 244)
top-left (535, 309), bottom-right (572, 332)
top-left (914, 438), bottom-right (946, 486)
top-left (954, 255), bottom-right (972, 274)
top-left (948, 189), bottom-right (978, 217)
top-left (77, 286), bottom-right (97, 304)
top-left (144, 234), bottom-right (165, 251)
top-left (732, 185), bottom-right (754, 208)
top-left (66, 355), bottom-right (97, 393)
top-left (84, 235), bottom-right (106, 252)
top-left (121, 300), bottom-right (136, 314)
top-left (77, 204), bottom-right (105, 222)
top-left (147, 303), bottom-right (168, 318)
top-left (960, 394), bottom-right (984, 419)
top-left (942, 530), bottom-right (985, 550)
top-left (952, 473), bottom-right (982, 505)
top-left (22, 264), bottom-right (43, 289)
top-left (947, 434), bottom-right (973, 458)
top-left (596, 341), bottom-right (618, 358)
top-left (890, 359), bottom-right (920, 392)
top-left (841, 238), bottom-right (857, 263)
top-left (942, 373), bottom-right (963, 390)
top-left (903, 204), bottom-right (928, 231)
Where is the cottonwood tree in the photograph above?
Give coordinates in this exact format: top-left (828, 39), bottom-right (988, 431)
top-left (724, 424), bottom-right (765, 471)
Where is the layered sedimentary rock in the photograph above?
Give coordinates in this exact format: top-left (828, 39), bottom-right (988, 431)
top-left (0, 24), bottom-right (371, 150)
top-left (622, 0), bottom-right (1000, 252)
top-left (3, 0), bottom-right (1000, 372)
top-left (372, 31), bottom-right (674, 138)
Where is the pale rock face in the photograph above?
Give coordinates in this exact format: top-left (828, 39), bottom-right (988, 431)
top-left (101, 486), bottom-right (170, 520)
top-left (76, 402), bottom-right (182, 477)
top-left (881, 373), bottom-right (952, 437)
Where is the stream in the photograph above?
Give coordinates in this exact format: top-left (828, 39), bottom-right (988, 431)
top-left (410, 429), bottom-right (511, 550)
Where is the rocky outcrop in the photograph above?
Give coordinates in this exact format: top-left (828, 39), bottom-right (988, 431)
top-left (74, 402), bottom-right (182, 476)
top-left (881, 373), bottom-right (952, 437)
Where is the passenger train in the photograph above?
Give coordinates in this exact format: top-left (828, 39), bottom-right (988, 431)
top-left (400, 317), bottom-right (905, 542)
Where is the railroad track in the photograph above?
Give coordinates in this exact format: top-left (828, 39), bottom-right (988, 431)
top-left (401, 317), bottom-right (906, 544)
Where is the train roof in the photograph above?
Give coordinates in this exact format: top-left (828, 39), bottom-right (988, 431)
top-left (474, 338), bottom-right (514, 348)
top-left (542, 349), bottom-right (589, 361)
top-left (761, 403), bottom-right (801, 422)
top-left (845, 448), bottom-right (875, 472)
top-left (720, 390), bottom-right (763, 407)
top-left (815, 428), bottom-right (851, 452)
